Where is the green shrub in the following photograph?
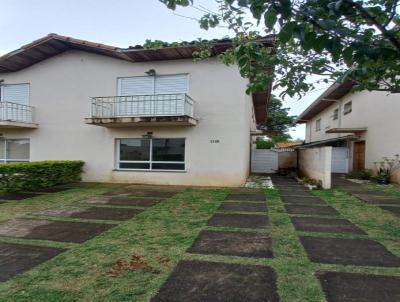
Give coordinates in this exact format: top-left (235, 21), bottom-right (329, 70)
top-left (0, 160), bottom-right (84, 192)
top-left (256, 140), bottom-right (275, 149)
top-left (345, 169), bottom-right (372, 180)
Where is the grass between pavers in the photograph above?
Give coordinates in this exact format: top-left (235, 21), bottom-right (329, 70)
top-left (0, 188), bottom-right (227, 302)
top-left (176, 188), bottom-right (326, 302)
top-left (366, 183), bottom-right (400, 197)
top-left (0, 184), bottom-right (126, 223)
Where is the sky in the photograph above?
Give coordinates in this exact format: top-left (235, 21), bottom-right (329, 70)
top-left (0, 0), bottom-right (329, 139)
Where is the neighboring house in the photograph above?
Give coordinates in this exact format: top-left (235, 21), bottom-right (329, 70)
top-left (0, 34), bottom-right (273, 186)
top-left (296, 81), bottom-right (400, 183)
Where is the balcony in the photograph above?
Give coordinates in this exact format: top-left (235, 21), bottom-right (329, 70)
top-left (0, 102), bottom-right (38, 129)
top-left (85, 94), bottom-right (197, 127)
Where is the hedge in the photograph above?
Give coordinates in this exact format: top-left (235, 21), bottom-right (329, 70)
top-left (0, 160), bottom-right (85, 192)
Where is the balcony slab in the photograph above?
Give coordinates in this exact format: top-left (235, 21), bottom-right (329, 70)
top-left (0, 121), bottom-right (38, 129)
top-left (84, 116), bottom-right (197, 127)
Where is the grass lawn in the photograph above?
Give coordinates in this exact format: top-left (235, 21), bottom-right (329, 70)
top-left (0, 185), bottom-right (399, 301)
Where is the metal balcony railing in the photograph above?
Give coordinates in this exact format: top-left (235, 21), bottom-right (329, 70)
top-left (90, 94), bottom-right (194, 118)
top-left (0, 101), bottom-right (34, 123)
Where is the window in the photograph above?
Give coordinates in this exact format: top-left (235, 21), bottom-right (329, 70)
top-left (333, 108), bottom-right (339, 120)
top-left (315, 119), bottom-right (321, 131)
top-left (0, 83), bottom-right (30, 105)
top-left (343, 101), bottom-right (352, 115)
top-left (0, 139), bottom-right (30, 163)
top-left (117, 138), bottom-right (185, 170)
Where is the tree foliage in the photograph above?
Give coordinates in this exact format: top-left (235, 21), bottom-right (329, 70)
top-left (263, 96), bottom-right (297, 134)
top-left (160, 0), bottom-right (400, 97)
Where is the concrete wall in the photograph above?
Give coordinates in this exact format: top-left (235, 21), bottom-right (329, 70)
top-left (0, 50), bottom-right (256, 187)
top-left (278, 151), bottom-right (297, 169)
top-left (298, 147), bottom-right (332, 189)
top-left (304, 90), bottom-right (400, 182)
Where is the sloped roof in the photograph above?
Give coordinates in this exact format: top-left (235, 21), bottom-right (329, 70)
top-left (0, 33), bottom-right (275, 73)
top-left (0, 34), bottom-right (274, 124)
top-left (296, 81), bottom-right (356, 123)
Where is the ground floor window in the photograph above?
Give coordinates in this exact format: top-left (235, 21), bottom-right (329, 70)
top-left (117, 138), bottom-right (185, 170)
top-left (0, 139), bottom-right (30, 163)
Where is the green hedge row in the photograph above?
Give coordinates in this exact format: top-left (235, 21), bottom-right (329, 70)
top-left (0, 160), bottom-right (84, 192)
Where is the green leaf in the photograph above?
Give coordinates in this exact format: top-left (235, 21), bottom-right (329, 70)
top-left (264, 9), bottom-right (277, 30)
top-left (279, 22), bottom-right (296, 43)
top-left (342, 47), bottom-right (353, 66)
top-left (313, 35), bottom-right (329, 53)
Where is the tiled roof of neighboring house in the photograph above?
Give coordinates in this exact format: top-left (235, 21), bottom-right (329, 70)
top-left (275, 142), bottom-right (304, 148)
top-left (0, 33), bottom-right (275, 124)
top-left (296, 81), bottom-right (356, 123)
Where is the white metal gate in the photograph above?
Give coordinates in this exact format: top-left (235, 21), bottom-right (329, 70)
top-left (332, 147), bottom-right (349, 173)
top-left (251, 149), bottom-right (278, 173)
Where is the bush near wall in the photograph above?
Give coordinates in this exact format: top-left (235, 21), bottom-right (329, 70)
top-left (0, 160), bottom-right (84, 192)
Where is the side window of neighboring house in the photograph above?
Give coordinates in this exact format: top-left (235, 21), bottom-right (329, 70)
top-left (333, 108), bottom-right (339, 120)
top-left (315, 118), bottom-right (321, 131)
top-left (343, 101), bottom-right (352, 115)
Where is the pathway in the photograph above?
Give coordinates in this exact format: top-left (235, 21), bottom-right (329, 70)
top-left (272, 175), bottom-right (400, 302)
top-left (332, 175), bottom-right (400, 217)
top-left (151, 187), bottom-right (279, 302)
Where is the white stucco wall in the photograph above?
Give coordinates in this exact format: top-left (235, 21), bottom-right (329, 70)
top-left (298, 147), bottom-right (332, 189)
top-left (304, 91), bottom-right (400, 182)
top-left (0, 50), bottom-right (256, 187)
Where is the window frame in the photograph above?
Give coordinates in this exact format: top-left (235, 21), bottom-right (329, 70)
top-left (315, 118), bottom-right (321, 131)
top-left (332, 108), bottom-right (339, 120)
top-left (343, 101), bottom-right (352, 115)
top-left (0, 83), bottom-right (31, 105)
top-left (116, 138), bottom-right (186, 171)
top-left (0, 138), bottom-right (30, 163)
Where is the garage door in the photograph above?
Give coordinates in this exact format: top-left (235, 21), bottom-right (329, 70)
top-left (251, 150), bottom-right (278, 173)
top-left (332, 147), bottom-right (349, 173)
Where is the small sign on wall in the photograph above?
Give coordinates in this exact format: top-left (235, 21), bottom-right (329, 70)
top-left (210, 139), bottom-right (220, 144)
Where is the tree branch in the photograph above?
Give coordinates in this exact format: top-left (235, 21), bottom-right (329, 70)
top-left (343, 0), bottom-right (400, 53)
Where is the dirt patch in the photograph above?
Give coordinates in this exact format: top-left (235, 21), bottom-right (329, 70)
top-left (225, 193), bottom-right (266, 202)
top-left (281, 196), bottom-right (327, 205)
top-left (380, 206), bottom-right (400, 217)
top-left (0, 192), bottom-right (42, 201)
top-left (218, 202), bottom-right (267, 213)
top-left (187, 230), bottom-right (273, 258)
top-left (300, 236), bottom-right (400, 267)
top-left (0, 242), bottom-right (66, 282)
top-left (291, 217), bottom-right (366, 234)
top-left (107, 254), bottom-right (160, 277)
top-left (151, 260), bottom-right (279, 302)
top-left (207, 213), bottom-right (269, 229)
top-left (285, 205), bottom-right (339, 216)
top-left (317, 271), bottom-right (400, 302)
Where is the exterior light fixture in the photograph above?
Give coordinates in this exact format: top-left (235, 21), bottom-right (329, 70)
top-left (142, 132), bottom-right (153, 139)
top-left (145, 69), bottom-right (156, 76)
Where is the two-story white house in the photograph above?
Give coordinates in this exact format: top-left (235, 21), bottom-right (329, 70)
top-left (297, 81), bottom-right (400, 183)
top-left (0, 34), bottom-right (273, 187)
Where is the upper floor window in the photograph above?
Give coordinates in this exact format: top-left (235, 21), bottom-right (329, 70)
top-left (343, 101), bottom-right (352, 115)
top-left (118, 74), bottom-right (189, 96)
top-left (333, 108), bottom-right (339, 120)
top-left (315, 118), bottom-right (321, 131)
top-left (0, 83), bottom-right (30, 106)
top-left (0, 139), bottom-right (30, 163)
